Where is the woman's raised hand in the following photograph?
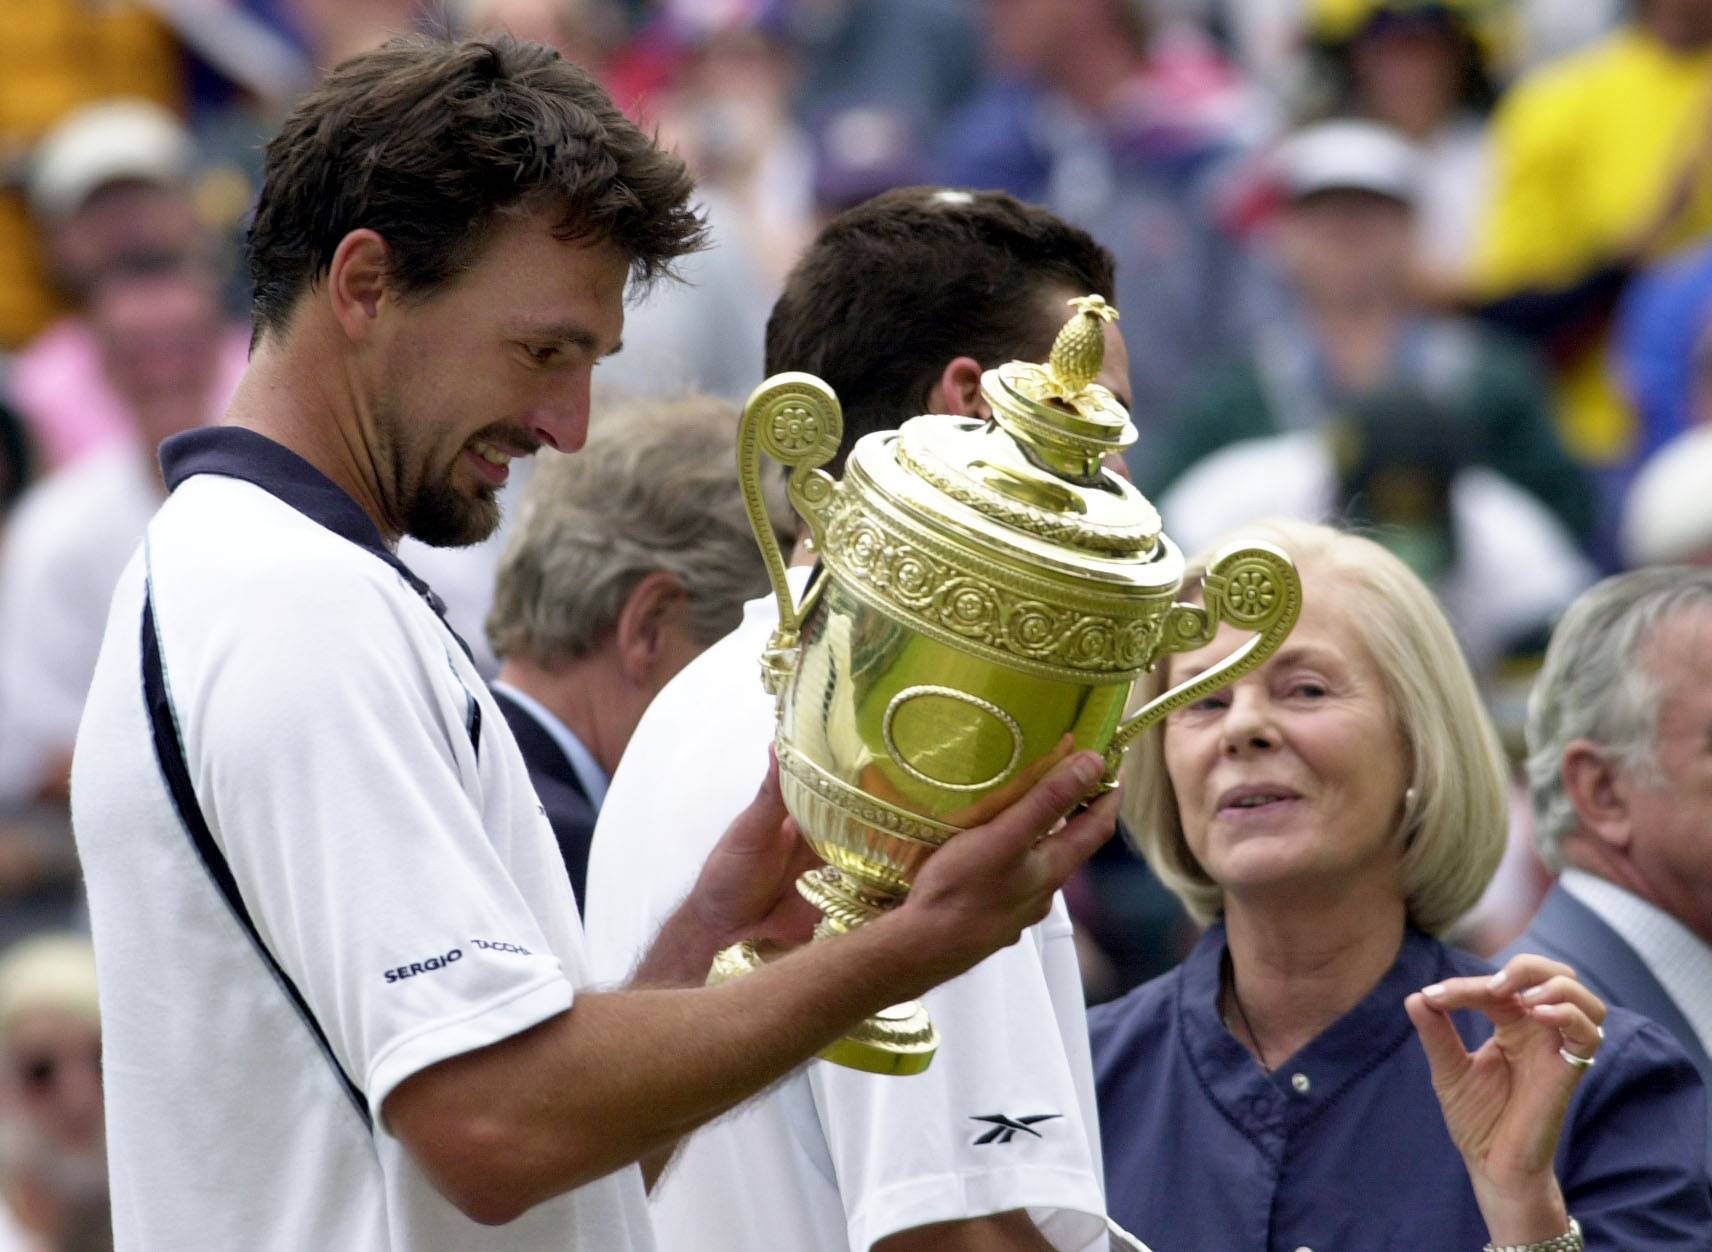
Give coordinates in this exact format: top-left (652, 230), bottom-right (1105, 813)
top-left (1404, 953), bottom-right (1606, 1246)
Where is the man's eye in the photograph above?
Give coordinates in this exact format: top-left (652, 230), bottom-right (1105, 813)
top-left (523, 344), bottom-right (561, 364)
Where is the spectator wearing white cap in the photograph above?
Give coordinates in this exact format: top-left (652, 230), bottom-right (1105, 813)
top-left (0, 102), bottom-right (249, 817)
top-left (0, 101), bottom-right (248, 946)
top-left (0, 934), bottom-right (107, 1252)
top-left (7, 99), bottom-right (247, 473)
top-left (0, 2), bottom-right (184, 352)
top-left (1303, 0), bottom-right (1502, 284)
top-left (1150, 118), bottom-right (1595, 554)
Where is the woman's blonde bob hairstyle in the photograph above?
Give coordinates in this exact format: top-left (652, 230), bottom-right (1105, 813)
top-left (1120, 519), bottom-right (1508, 936)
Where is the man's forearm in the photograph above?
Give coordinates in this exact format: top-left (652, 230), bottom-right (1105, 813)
top-left (387, 903), bottom-right (963, 1223)
top-left (386, 753), bottom-right (1116, 1226)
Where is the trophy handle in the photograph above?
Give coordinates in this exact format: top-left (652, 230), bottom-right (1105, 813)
top-left (738, 372), bottom-right (845, 693)
top-left (1104, 543), bottom-right (1302, 775)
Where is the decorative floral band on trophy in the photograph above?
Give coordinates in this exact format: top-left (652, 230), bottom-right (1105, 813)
top-left (713, 295), bottom-right (1303, 1076)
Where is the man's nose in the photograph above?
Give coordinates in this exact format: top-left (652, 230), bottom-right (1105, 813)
top-left (527, 370), bottom-right (591, 453)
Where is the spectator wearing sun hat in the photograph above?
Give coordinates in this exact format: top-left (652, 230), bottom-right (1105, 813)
top-left (1152, 118), bottom-right (1594, 552)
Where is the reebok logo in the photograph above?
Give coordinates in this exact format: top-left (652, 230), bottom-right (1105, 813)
top-left (970, 1113), bottom-right (1061, 1144)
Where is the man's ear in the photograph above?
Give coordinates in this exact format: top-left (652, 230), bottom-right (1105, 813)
top-left (1561, 739), bottom-right (1634, 852)
top-left (614, 569), bottom-right (687, 684)
top-left (326, 229), bottom-right (391, 343)
top-left (925, 356), bottom-right (989, 419)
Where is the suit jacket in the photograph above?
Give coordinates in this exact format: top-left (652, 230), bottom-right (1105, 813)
top-left (492, 687), bottom-right (597, 913)
top-left (1507, 882), bottom-right (1712, 1174)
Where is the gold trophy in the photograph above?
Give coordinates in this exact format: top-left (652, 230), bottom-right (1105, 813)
top-left (713, 297), bottom-right (1301, 1075)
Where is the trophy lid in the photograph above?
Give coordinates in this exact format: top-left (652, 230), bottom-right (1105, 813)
top-left (843, 296), bottom-right (1176, 595)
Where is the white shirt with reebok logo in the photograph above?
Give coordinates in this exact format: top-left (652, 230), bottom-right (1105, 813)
top-left (585, 568), bottom-right (1109, 1252)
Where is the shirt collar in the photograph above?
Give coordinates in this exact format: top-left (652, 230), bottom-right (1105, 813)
top-left (159, 426), bottom-right (471, 659)
top-left (488, 681), bottom-right (609, 812)
top-left (1179, 921), bottom-right (1449, 1111)
top-left (1561, 868), bottom-right (1712, 1055)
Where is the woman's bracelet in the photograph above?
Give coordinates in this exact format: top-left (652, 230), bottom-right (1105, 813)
top-left (1484, 1217), bottom-right (1583, 1252)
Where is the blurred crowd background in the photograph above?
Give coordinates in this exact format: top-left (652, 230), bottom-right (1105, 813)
top-left (2, 2), bottom-right (1712, 1244)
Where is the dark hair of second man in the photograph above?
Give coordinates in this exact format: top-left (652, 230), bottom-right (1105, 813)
top-left (765, 187), bottom-right (1116, 471)
top-left (245, 34), bottom-right (705, 341)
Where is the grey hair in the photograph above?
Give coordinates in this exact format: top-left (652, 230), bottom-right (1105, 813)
top-left (1525, 566), bottom-right (1712, 870)
top-left (486, 393), bottom-right (792, 664)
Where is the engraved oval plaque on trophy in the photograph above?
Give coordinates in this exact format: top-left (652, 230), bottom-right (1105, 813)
top-left (883, 686), bottom-right (1025, 793)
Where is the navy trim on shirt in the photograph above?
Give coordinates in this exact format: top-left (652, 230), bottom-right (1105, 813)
top-left (159, 426), bottom-right (475, 666)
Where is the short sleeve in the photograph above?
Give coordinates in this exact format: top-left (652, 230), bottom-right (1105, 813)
top-left (811, 901), bottom-right (1107, 1252)
top-left (171, 564), bottom-right (574, 1122)
top-left (1559, 1009), bottom-right (1712, 1249)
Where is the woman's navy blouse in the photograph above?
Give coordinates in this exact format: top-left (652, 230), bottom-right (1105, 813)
top-left (1089, 924), bottom-right (1712, 1251)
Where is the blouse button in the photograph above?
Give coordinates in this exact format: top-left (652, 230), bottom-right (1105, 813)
top-left (1290, 1072), bottom-right (1311, 1094)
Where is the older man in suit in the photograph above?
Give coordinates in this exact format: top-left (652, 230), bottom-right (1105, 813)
top-left (1511, 566), bottom-right (1712, 1168)
top-left (485, 393), bottom-right (788, 908)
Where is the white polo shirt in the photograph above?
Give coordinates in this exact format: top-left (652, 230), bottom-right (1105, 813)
top-left (584, 568), bottom-right (1110, 1252)
top-left (70, 428), bottom-right (652, 1252)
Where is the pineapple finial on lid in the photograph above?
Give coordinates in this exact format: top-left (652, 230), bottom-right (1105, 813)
top-left (1048, 295), bottom-right (1120, 396)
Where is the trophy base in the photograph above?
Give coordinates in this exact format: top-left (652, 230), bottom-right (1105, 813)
top-left (707, 939), bottom-right (939, 1076)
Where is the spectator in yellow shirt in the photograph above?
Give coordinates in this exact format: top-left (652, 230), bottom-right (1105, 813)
top-left (1472, 0), bottom-right (1712, 476)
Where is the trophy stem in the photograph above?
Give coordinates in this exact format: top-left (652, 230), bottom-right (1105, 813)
top-left (795, 865), bottom-right (894, 937)
top-left (706, 867), bottom-right (939, 1076)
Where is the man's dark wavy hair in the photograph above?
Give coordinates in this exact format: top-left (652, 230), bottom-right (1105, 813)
top-left (246, 34), bottom-right (705, 339)
top-left (765, 188), bottom-right (1116, 472)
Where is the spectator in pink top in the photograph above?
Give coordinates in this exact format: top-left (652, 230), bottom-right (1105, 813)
top-left (8, 99), bottom-right (247, 473)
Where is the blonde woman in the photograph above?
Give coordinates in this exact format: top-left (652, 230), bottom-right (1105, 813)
top-left (1091, 520), bottom-right (1709, 1250)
